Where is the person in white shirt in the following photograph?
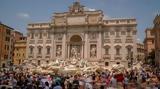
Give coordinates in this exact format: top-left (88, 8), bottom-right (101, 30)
top-left (85, 75), bottom-right (93, 89)
top-left (44, 81), bottom-right (50, 89)
top-left (110, 76), bottom-right (117, 88)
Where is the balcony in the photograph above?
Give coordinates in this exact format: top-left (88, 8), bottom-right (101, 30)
top-left (37, 54), bottom-right (42, 58)
top-left (114, 54), bottom-right (122, 59)
top-left (114, 39), bottom-right (122, 43)
top-left (46, 40), bottom-right (51, 44)
top-left (28, 54), bottom-right (34, 58)
top-left (103, 54), bottom-right (111, 59)
top-left (37, 40), bottom-right (43, 44)
top-left (125, 39), bottom-right (133, 43)
top-left (104, 39), bottom-right (110, 43)
top-left (29, 40), bottom-right (35, 44)
top-left (45, 55), bottom-right (51, 58)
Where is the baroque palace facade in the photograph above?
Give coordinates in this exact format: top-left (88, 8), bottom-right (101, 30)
top-left (26, 2), bottom-right (137, 67)
top-left (153, 15), bottom-right (160, 67)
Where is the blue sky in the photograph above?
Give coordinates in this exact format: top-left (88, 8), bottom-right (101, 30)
top-left (0, 0), bottom-right (160, 42)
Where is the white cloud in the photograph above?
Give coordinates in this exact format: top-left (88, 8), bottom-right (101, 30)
top-left (17, 13), bottom-right (30, 19)
top-left (103, 15), bottom-right (111, 20)
top-left (137, 38), bottom-right (141, 43)
top-left (84, 7), bottom-right (96, 11)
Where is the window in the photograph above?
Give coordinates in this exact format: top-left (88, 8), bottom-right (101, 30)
top-left (132, 31), bottom-right (136, 35)
top-left (19, 60), bottom-right (21, 64)
top-left (46, 61), bottom-right (49, 64)
top-left (116, 21), bottom-right (119, 24)
top-left (38, 47), bottom-right (42, 54)
top-left (2, 63), bottom-right (5, 68)
top-left (116, 48), bottom-right (120, 55)
top-left (5, 37), bottom-right (10, 41)
top-left (126, 46), bottom-right (132, 53)
top-left (117, 62), bottom-right (120, 64)
top-left (38, 60), bottom-right (40, 65)
top-left (116, 31), bottom-right (120, 37)
top-left (105, 48), bottom-right (109, 55)
top-left (115, 45), bottom-right (121, 55)
top-left (39, 32), bottom-right (42, 39)
top-left (127, 47), bottom-right (131, 54)
top-left (126, 45), bottom-right (133, 56)
top-left (104, 32), bottom-right (109, 38)
top-left (6, 30), bottom-right (10, 35)
top-left (31, 33), bottom-right (34, 39)
top-left (46, 47), bottom-right (50, 54)
top-left (121, 31), bottom-right (126, 35)
top-left (5, 45), bottom-right (7, 50)
top-left (127, 30), bottom-right (131, 36)
top-left (152, 40), bottom-right (154, 44)
top-left (47, 32), bottom-right (51, 39)
top-left (110, 31), bottom-right (115, 35)
top-left (105, 62), bottom-right (109, 66)
top-left (127, 20), bottom-right (130, 23)
top-left (30, 47), bottom-right (33, 54)
top-left (7, 45), bottom-right (9, 50)
top-left (4, 55), bottom-right (8, 59)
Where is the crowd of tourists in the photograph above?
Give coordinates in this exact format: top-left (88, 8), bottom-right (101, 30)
top-left (0, 66), bottom-right (160, 89)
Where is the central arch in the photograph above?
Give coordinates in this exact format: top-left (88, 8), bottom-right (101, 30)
top-left (70, 35), bottom-right (82, 42)
top-left (69, 35), bottom-right (83, 58)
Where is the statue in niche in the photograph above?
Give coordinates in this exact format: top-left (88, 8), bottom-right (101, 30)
top-left (90, 33), bottom-right (97, 40)
top-left (56, 45), bottom-right (62, 57)
top-left (71, 46), bottom-right (78, 58)
top-left (55, 33), bottom-right (63, 40)
top-left (90, 45), bottom-right (96, 57)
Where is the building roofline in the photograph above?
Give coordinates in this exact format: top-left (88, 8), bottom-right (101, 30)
top-left (106, 17), bottom-right (136, 20)
top-left (28, 22), bottom-right (51, 25)
top-left (0, 22), bottom-right (14, 30)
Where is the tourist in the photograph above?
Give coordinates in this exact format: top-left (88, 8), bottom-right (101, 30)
top-left (44, 81), bottom-right (49, 89)
top-left (78, 75), bottom-right (85, 89)
top-left (123, 75), bottom-right (129, 89)
top-left (72, 75), bottom-right (79, 89)
top-left (106, 75), bottom-right (111, 88)
top-left (110, 75), bottom-right (117, 88)
top-left (53, 82), bottom-right (62, 89)
top-left (85, 75), bottom-right (93, 89)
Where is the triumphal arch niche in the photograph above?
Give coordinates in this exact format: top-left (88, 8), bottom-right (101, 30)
top-left (27, 1), bottom-right (137, 68)
top-left (69, 35), bottom-right (82, 59)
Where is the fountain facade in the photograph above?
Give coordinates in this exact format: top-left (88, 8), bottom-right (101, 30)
top-left (25, 1), bottom-right (137, 69)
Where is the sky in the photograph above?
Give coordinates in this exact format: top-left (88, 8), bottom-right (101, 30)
top-left (0, 0), bottom-right (160, 42)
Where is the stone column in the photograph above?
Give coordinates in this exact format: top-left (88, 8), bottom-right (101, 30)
top-left (51, 32), bottom-right (54, 60)
top-left (53, 36), bottom-right (56, 60)
top-left (62, 33), bottom-right (66, 59)
top-left (67, 44), bottom-right (70, 59)
top-left (84, 32), bottom-right (88, 59)
top-left (97, 31), bottom-right (102, 59)
top-left (81, 44), bottom-right (84, 58)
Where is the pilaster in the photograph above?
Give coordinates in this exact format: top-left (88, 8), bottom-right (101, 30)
top-left (97, 31), bottom-right (102, 59)
top-left (84, 32), bottom-right (89, 59)
top-left (62, 32), bottom-right (66, 59)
